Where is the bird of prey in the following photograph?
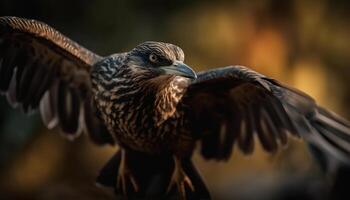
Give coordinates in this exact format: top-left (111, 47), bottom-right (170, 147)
top-left (1, 16), bottom-right (350, 199)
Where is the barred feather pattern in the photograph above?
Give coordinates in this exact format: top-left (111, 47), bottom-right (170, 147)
top-left (0, 16), bottom-right (100, 67)
top-left (91, 55), bottom-right (194, 155)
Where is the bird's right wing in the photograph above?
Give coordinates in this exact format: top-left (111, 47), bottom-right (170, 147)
top-left (181, 66), bottom-right (350, 168)
top-left (0, 16), bottom-right (114, 144)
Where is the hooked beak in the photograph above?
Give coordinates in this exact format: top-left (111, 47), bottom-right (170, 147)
top-left (160, 61), bottom-right (197, 79)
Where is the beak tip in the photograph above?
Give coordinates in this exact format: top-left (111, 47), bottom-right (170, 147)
top-left (160, 61), bottom-right (197, 79)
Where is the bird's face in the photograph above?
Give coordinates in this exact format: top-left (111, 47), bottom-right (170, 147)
top-left (127, 41), bottom-right (197, 79)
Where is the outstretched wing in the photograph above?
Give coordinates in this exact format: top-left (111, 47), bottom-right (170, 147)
top-left (0, 16), bottom-right (113, 144)
top-left (181, 65), bottom-right (350, 165)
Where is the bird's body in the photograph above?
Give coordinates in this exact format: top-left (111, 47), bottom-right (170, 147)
top-left (91, 54), bottom-right (193, 155)
top-left (1, 16), bottom-right (350, 199)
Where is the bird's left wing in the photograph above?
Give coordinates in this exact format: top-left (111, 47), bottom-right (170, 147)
top-left (181, 65), bottom-right (350, 165)
top-left (0, 16), bottom-right (113, 144)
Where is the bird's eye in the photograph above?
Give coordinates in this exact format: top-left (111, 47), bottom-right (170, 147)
top-left (149, 54), bottom-right (158, 63)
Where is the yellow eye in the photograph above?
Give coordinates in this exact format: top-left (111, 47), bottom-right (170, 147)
top-left (149, 54), bottom-right (158, 63)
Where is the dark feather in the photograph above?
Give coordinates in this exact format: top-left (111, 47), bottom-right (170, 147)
top-left (22, 62), bottom-right (47, 109)
top-left (29, 63), bottom-right (55, 108)
top-left (13, 48), bottom-right (29, 98)
top-left (0, 16), bottom-right (109, 143)
top-left (238, 106), bottom-right (254, 154)
top-left (306, 106), bottom-right (350, 164)
top-left (182, 65), bottom-right (350, 166)
top-left (221, 107), bottom-right (240, 159)
top-left (0, 43), bottom-right (16, 92)
top-left (17, 60), bottom-right (36, 104)
top-left (263, 95), bottom-right (289, 144)
top-left (83, 98), bottom-right (115, 145)
top-left (258, 108), bottom-right (278, 152)
top-left (57, 81), bottom-right (80, 134)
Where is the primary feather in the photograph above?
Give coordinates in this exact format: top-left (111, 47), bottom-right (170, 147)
top-left (0, 16), bottom-right (110, 142)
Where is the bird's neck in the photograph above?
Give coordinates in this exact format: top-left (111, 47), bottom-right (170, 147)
top-left (144, 76), bottom-right (190, 126)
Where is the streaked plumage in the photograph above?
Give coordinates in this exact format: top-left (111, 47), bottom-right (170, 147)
top-left (1, 16), bottom-right (350, 199)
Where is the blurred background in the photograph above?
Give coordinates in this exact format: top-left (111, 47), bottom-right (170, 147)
top-left (0, 0), bottom-right (349, 199)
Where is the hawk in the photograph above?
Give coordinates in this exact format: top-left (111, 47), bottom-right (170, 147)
top-left (1, 16), bottom-right (350, 199)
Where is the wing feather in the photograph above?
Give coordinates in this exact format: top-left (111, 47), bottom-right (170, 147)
top-left (0, 16), bottom-right (113, 145)
top-left (238, 106), bottom-right (255, 154)
top-left (182, 65), bottom-right (350, 166)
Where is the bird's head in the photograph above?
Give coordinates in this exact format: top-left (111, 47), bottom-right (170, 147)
top-left (127, 41), bottom-right (197, 79)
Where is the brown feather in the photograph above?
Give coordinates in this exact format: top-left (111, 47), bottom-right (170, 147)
top-left (0, 16), bottom-right (106, 142)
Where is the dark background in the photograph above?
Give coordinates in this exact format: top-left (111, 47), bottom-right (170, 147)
top-left (0, 0), bottom-right (349, 199)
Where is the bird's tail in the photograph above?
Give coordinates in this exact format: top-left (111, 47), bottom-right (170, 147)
top-left (96, 149), bottom-right (210, 199)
